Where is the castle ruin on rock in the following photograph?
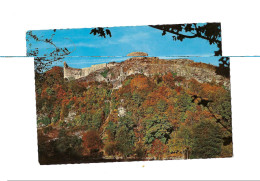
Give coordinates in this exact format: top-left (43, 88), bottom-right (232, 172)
top-left (63, 61), bottom-right (118, 80)
top-left (63, 52), bottom-right (230, 89)
top-left (63, 52), bottom-right (149, 80)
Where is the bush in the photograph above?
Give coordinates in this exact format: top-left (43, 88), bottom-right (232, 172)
top-left (101, 68), bottom-right (109, 78)
top-left (115, 126), bottom-right (135, 158)
top-left (37, 116), bottom-right (51, 126)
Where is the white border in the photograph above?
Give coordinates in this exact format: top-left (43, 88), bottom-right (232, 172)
top-left (1, 0), bottom-right (260, 180)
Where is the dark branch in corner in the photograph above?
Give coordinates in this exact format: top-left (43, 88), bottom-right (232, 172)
top-left (149, 23), bottom-right (222, 55)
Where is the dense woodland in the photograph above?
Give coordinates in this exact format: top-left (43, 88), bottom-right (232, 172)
top-left (36, 65), bottom-right (232, 164)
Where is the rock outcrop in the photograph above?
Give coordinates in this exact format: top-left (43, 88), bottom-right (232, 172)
top-left (127, 52), bottom-right (148, 56)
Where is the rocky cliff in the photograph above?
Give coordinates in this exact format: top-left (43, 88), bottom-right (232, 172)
top-left (64, 56), bottom-right (230, 90)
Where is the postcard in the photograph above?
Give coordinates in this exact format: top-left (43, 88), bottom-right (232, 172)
top-left (26, 23), bottom-right (231, 165)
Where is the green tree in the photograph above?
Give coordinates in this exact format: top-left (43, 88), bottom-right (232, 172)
top-left (132, 92), bottom-right (144, 107)
top-left (209, 91), bottom-right (232, 132)
top-left (191, 120), bottom-right (223, 158)
top-left (92, 109), bottom-right (104, 129)
top-left (167, 124), bottom-right (193, 159)
top-left (175, 92), bottom-right (193, 112)
top-left (115, 126), bottom-right (135, 158)
top-left (143, 114), bottom-right (172, 144)
top-left (157, 99), bottom-right (168, 112)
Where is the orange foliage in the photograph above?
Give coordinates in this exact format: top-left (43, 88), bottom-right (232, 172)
top-left (149, 139), bottom-right (168, 159)
top-left (200, 83), bottom-right (226, 99)
top-left (130, 75), bottom-right (150, 91)
top-left (145, 86), bottom-right (173, 104)
top-left (162, 72), bottom-right (175, 86)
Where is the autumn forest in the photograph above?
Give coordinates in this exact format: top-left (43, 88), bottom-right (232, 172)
top-left (36, 58), bottom-right (232, 164)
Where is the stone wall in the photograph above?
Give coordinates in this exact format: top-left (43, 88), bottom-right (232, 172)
top-left (82, 63), bottom-right (107, 77)
top-left (64, 62), bottom-right (82, 80)
top-left (64, 62), bottom-right (117, 80)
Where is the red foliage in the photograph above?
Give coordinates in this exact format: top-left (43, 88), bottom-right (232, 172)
top-left (162, 72), bottom-right (175, 87)
top-left (150, 139), bottom-right (168, 159)
top-left (175, 86), bottom-right (182, 93)
top-left (56, 85), bottom-right (66, 99)
top-left (82, 130), bottom-right (103, 153)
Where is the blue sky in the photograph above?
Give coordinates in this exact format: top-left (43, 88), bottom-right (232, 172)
top-left (27, 24), bottom-right (220, 57)
top-left (26, 24), bottom-right (221, 68)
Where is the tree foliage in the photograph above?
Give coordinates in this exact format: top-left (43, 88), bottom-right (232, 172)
top-left (191, 120), bottom-right (223, 158)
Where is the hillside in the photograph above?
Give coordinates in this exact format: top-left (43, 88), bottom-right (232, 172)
top-left (35, 57), bottom-right (232, 164)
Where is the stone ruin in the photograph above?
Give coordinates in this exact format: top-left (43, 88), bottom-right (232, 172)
top-left (63, 61), bottom-right (118, 80)
top-left (63, 52), bottom-right (149, 80)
